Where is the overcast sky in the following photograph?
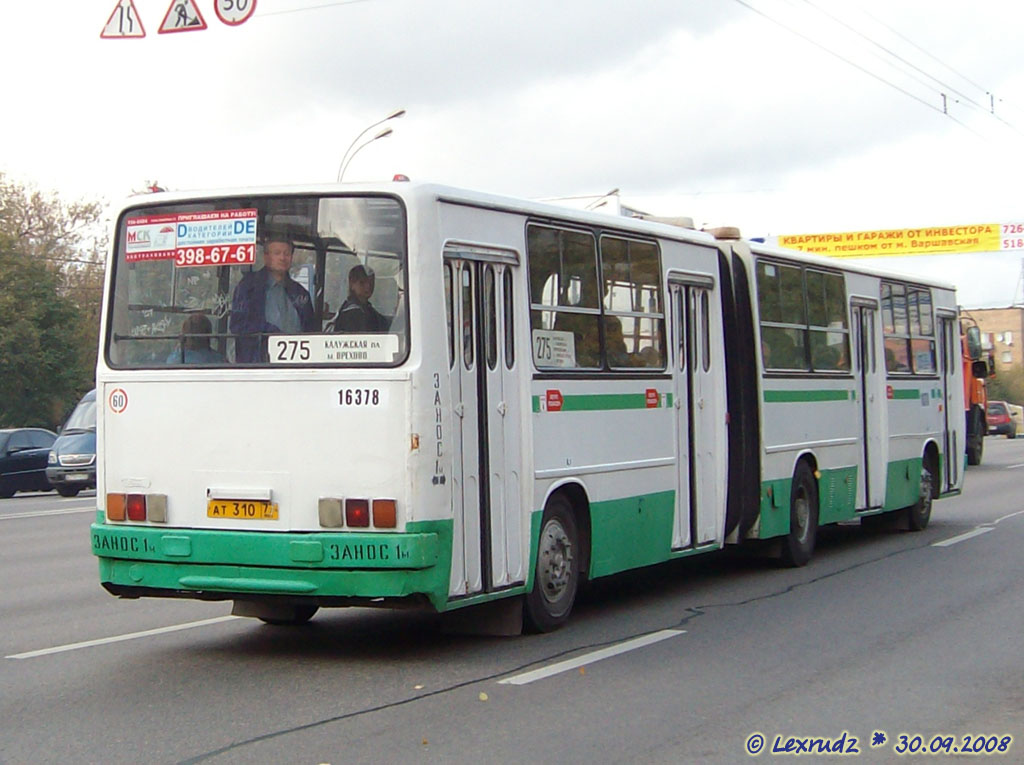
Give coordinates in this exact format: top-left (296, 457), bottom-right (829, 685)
top-left (3, 0), bottom-right (1024, 307)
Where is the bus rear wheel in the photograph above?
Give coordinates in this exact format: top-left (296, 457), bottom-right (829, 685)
top-left (233, 600), bottom-right (319, 626)
top-left (259, 605), bottom-right (319, 626)
top-left (907, 457), bottom-right (937, 532)
top-left (780, 462), bottom-right (818, 567)
top-left (524, 495), bottom-right (580, 632)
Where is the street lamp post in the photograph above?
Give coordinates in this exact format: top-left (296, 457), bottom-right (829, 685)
top-left (336, 108), bottom-right (406, 182)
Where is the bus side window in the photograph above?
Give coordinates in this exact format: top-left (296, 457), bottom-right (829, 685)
top-left (444, 263), bottom-right (455, 369)
top-left (462, 263), bottom-right (474, 370)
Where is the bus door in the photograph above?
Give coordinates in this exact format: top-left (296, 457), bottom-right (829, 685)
top-left (445, 252), bottom-right (523, 599)
top-left (938, 313), bottom-right (960, 492)
top-left (669, 276), bottom-right (718, 549)
top-left (852, 302), bottom-right (885, 508)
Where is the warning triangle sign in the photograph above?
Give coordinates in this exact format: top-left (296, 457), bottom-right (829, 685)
top-left (159, 0), bottom-right (208, 34)
top-left (100, 0), bottom-right (145, 39)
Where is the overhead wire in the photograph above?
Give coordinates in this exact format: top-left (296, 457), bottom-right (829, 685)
top-left (793, 0), bottom-right (991, 114)
top-left (729, 0), bottom-right (994, 140)
top-left (797, 0), bottom-right (1024, 137)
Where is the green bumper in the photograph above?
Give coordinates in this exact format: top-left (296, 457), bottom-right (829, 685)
top-left (91, 520), bottom-right (453, 610)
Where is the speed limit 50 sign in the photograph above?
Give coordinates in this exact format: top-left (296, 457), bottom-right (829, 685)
top-left (215, 0), bottom-right (256, 26)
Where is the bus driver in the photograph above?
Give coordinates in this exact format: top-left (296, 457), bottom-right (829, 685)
top-left (229, 234), bottom-right (316, 362)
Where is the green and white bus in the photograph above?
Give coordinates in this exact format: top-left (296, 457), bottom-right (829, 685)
top-left (91, 181), bottom-right (964, 631)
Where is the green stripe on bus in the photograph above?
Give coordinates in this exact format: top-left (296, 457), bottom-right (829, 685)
top-left (531, 392), bottom-right (672, 412)
top-left (763, 389), bottom-right (852, 403)
top-left (890, 389), bottom-right (921, 400)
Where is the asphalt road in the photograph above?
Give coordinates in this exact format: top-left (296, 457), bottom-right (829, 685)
top-left (3, 444), bottom-right (1024, 764)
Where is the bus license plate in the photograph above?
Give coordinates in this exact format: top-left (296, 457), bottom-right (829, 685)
top-left (207, 500), bottom-right (279, 520)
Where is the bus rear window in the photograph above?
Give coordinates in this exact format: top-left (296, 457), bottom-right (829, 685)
top-left (106, 195), bottom-right (408, 368)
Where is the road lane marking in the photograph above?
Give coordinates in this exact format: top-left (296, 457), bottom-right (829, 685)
top-left (932, 527), bottom-right (994, 547)
top-left (993, 509), bottom-right (1024, 525)
top-left (6, 616), bottom-right (240, 659)
top-left (0, 507), bottom-right (95, 520)
top-left (498, 629), bottom-right (685, 686)
top-left (1006, 463), bottom-right (1024, 470)
top-left (932, 509), bottom-right (1024, 548)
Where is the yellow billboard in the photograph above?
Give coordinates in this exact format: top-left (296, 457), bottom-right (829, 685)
top-left (777, 223), bottom-right (1022, 258)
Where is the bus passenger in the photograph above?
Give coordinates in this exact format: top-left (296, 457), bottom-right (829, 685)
top-left (605, 316), bottom-right (630, 366)
top-left (166, 313), bottom-right (225, 364)
top-left (229, 234), bottom-right (316, 362)
top-left (330, 264), bottom-right (389, 333)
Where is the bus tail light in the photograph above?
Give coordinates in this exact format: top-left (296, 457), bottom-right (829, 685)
top-left (107, 493), bottom-right (126, 521)
top-left (345, 499), bottom-right (370, 527)
top-left (372, 499), bottom-right (397, 528)
top-left (318, 498), bottom-right (343, 528)
top-left (126, 494), bottom-right (146, 521)
top-left (106, 492), bottom-right (168, 523)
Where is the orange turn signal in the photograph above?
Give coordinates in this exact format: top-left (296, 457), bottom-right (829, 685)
top-left (372, 499), bottom-right (397, 528)
top-left (106, 493), bottom-right (126, 521)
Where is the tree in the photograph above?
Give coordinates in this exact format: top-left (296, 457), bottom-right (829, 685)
top-left (988, 365), bottom-right (1024, 406)
top-left (0, 174), bottom-right (106, 428)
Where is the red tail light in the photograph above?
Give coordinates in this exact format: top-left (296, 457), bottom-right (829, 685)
top-left (345, 499), bottom-right (370, 527)
top-left (126, 494), bottom-right (147, 521)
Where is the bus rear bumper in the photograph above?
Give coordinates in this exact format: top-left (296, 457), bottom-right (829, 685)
top-left (91, 521), bottom-right (453, 610)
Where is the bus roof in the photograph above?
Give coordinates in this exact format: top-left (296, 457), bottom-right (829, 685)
top-left (115, 180), bottom-right (958, 294)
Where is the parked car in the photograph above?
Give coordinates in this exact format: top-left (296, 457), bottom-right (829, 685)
top-left (987, 400), bottom-right (1016, 438)
top-left (0, 428), bottom-right (58, 497)
top-left (47, 389), bottom-right (97, 497)
top-left (1009, 404), bottom-right (1024, 438)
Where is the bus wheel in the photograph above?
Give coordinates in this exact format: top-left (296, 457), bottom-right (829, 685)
top-left (524, 495), bottom-right (580, 632)
top-left (233, 600), bottom-right (319, 626)
top-left (907, 458), bottom-right (937, 532)
top-left (259, 605), bottom-right (319, 626)
top-left (780, 463), bottom-right (818, 567)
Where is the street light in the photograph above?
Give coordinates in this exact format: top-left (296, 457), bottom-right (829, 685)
top-left (336, 108), bottom-right (406, 182)
top-left (338, 127), bottom-right (394, 182)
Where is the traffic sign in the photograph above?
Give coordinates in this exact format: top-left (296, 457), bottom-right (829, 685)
top-left (159, 0), bottom-right (208, 34)
top-left (100, 0), bottom-right (145, 39)
top-left (215, 0), bottom-right (257, 26)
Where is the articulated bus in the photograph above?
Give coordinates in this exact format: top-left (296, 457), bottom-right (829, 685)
top-left (91, 181), bottom-right (964, 632)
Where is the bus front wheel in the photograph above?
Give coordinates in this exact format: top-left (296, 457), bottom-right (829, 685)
top-left (524, 495), bottom-right (580, 632)
top-left (780, 462), bottom-right (818, 567)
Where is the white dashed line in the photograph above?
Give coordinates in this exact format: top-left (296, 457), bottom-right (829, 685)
top-left (498, 629), bottom-right (686, 685)
top-left (7, 616), bottom-right (240, 659)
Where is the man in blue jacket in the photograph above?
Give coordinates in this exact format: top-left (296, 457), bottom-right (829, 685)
top-left (230, 234), bottom-right (317, 362)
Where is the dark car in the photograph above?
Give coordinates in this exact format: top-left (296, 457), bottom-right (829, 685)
top-left (987, 400), bottom-right (1016, 438)
top-left (0, 428), bottom-right (58, 497)
top-left (47, 389), bottom-right (97, 497)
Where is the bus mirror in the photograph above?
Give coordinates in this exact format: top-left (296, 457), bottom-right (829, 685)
top-left (971, 360), bottom-right (988, 379)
